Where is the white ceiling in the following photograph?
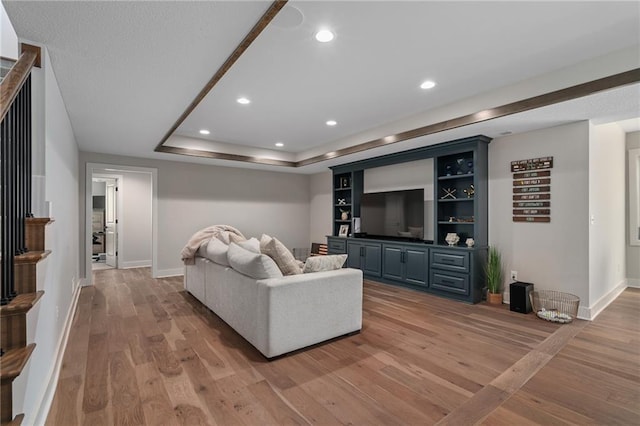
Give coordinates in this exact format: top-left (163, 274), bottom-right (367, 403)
top-left (3, 1), bottom-right (640, 174)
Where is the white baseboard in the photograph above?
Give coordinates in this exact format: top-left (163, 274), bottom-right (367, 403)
top-left (578, 279), bottom-right (627, 321)
top-left (627, 278), bottom-right (640, 288)
top-left (121, 260), bottom-right (151, 269)
top-left (156, 267), bottom-right (184, 278)
top-left (30, 282), bottom-right (82, 426)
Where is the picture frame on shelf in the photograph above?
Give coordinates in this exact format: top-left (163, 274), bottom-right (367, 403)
top-left (338, 224), bottom-right (349, 237)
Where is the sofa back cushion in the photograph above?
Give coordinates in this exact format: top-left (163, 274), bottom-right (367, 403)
top-left (236, 237), bottom-right (260, 253)
top-left (260, 234), bottom-right (301, 276)
top-left (228, 242), bottom-right (283, 280)
top-left (302, 254), bottom-right (348, 273)
top-left (205, 238), bottom-right (230, 266)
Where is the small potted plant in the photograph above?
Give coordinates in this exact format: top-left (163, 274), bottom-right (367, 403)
top-left (485, 246), bottom-right (503, 304)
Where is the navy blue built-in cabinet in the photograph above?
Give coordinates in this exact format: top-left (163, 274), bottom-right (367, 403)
top-left (327, 135), bottom-right (490, 304)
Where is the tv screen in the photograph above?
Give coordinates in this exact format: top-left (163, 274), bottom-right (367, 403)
top-left (360, 189), bottom-right (424, 240)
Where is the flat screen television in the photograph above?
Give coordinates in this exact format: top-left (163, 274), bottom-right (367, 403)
top-left (359, 189), bottom-right (425, 241)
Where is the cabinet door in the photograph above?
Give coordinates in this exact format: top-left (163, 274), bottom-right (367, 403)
top-left (405, 248), bottom-right (428, 287)
top-left (382, 245), bottom-right (403, 281)
top-left (346, 242), bottom-right (362, 269)
top-left (363, 243), bottom-right (382, 277)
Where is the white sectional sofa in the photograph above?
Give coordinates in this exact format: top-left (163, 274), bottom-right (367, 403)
top-left (184, 255), bottom-right (363, 358)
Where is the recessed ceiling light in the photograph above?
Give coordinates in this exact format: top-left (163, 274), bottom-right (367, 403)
top-left (315, 29), bottom-right (334, 43)
top-left (326, 120), bottom-right (337, 126)
top-left (199, 129), bottom-right (210, 135)
top-left (420, 80), bottom-right (436, 90)
top-left (275, 142), bottom-right (284, 147)
top-left (237, 97), bottom-right (251, 104)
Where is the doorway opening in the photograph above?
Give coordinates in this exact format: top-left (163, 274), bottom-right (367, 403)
top-left (91, 175), bottom-right (121, 271)
top-left (85, 163), bottom-right (158, 285)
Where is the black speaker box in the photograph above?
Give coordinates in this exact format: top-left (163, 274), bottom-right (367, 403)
top-left (510, 281), bottom-right (533, 314)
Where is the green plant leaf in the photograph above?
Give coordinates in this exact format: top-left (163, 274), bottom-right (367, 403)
top-left (485, 247), bottom-right (503, 294)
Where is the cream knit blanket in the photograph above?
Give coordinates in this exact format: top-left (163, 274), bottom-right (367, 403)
top-left (181, 224), bottom-right (245, 265)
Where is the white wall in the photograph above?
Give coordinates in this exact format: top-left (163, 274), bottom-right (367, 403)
top-left (588, 123), bottom-right (627, 315)
top-left (0, 2), bottom-right (18, 59)
top-left (363, 158), bottom-right (435, 240)
top-left (91, 180), bottom-right (106, 196)
top-left (488, 122), bottom-right (591, 311)
top-left (309, 171), bottom-right (332, 243)
top-left (12, 46), bottom-right (81, 425)
top-left (79, 152), bottom-right (311, 277)
top-left (627, 131), bottom-right (640, 285)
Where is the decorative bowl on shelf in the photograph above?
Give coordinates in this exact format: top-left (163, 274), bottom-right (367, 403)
top-left (445, 233), bottom-right (460, 246)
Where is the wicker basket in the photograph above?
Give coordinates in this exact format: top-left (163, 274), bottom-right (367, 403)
top-left (529, 290), bottom-right (580, 323)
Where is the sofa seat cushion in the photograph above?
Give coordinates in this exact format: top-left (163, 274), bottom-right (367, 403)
top-left (228, 242), bottom-right (283, 279)
top-left (302, 254), bottom-right (348, 273)
top-left (260, 234), bottom-right (301, 276)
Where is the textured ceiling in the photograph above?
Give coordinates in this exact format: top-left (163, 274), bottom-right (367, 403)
top-left (176, 1), bottom-right (640, 153)
top-left (3, 0), bottom-right (639, 173)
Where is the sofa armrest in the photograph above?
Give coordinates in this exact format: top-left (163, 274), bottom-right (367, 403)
top-left (255, 268), bottom-right (363, 358)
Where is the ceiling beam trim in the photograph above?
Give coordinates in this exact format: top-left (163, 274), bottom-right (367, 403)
top-left (161, 68), bottom-right (640, 168)
top-left (156, 145), bottom-right (296, 167)
top-left (296, 68), bottom-right (640, 167)
top-left (154, 0), bottom-right (288, 152)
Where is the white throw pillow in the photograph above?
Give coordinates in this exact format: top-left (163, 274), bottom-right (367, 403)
top-left (261, 236), bottom-right (302, 276)
top-left (302, 254), bottom-right (348, 273)
top-left (259, 234), bottom-right (273, 251)
top-left (236, 237), bottom-right (260, 253)
top-left (205, 238), bottom-right (230, 266)
top-left (227, 243), bottom-right (283, 279)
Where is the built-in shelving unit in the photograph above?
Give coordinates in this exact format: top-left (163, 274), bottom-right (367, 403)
top-left (329, 135), bottom-right (491, 304)
top-left (332, 171), bottom-right (363, 237)
top-left (435, 151), bottom-right (478, 245)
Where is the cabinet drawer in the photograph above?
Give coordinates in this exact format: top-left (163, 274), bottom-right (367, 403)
top-left (431, 250), bottom-right (469, 273)
top-left (431, 270), bottom-right (469, 296)
top-left (328, 238), bottom-right (346, 253)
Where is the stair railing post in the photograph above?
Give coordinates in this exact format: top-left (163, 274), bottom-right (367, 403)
top-left (16, 77), bottom-right (25, 254)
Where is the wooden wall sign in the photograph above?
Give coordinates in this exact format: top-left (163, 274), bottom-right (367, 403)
top-left (510, 156), bottom-right (553, 172)
top-left (511, 156), bottom-right (553, 222)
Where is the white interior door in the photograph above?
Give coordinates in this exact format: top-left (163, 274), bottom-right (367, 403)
top-left (105, 180), bottom-right (118, 267)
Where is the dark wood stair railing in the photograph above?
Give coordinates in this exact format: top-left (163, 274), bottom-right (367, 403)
top-left (0, 43), bottom-right (45, 426)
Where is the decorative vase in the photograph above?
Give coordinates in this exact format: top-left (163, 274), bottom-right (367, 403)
top-left (487, 292), bottom-right (502, 304)
top-left (445, 233), bottom-right (459, 246)
top-left (341, 211), bottom-right (349, 220)
top-left (465, 238), bottom-right (474, 247)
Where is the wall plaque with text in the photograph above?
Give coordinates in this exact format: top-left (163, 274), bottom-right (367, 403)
top-left (511, 156), bottom-right (554, 172)
top-left (511, 156), bottom-right (553, 222)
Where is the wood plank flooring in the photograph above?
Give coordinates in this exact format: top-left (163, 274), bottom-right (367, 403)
top-left (45, 268), bottom-right (640, 425)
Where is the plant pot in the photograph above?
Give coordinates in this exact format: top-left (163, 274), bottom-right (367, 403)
top-left (487, 292), bottom-right (502, 304)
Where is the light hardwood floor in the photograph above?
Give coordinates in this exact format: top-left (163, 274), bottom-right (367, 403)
top-left (46, 268), bottom-right (639, 425)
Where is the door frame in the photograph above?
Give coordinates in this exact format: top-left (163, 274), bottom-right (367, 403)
top-left (93, 174), bottom-right (122, 268)
top-left (85, 163), bottom-right (158, 285)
